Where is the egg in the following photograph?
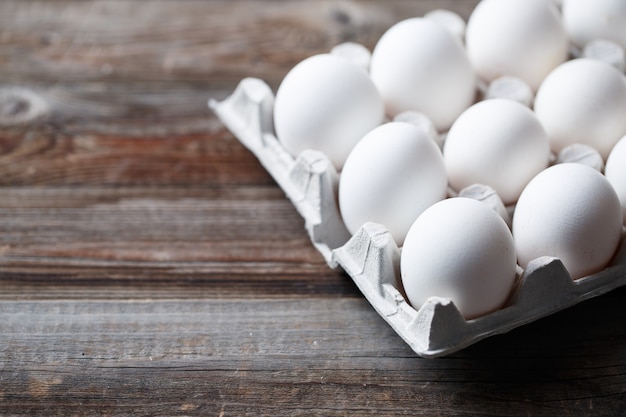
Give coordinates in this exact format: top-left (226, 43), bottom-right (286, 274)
top-left (401, 197), bottom-right (517, 320)
top-left (369, 17), bottom-right (476, 131)
top-left (338, 122), bottom-right (447, 246)
top-left (562, 0), bottom-right (626, 51)
top-left (273, 53), bottom-right (384, 170)
top-left (465, 0), bottom-right (569, 91)
top-left (605, 135), bottom-right (626, 225)
top-left (513, 163), bottom-right (623, 280)
top-left (534, 58), bottom-right (626, 159)
top-left (444, 99), bottom-right (550, 205)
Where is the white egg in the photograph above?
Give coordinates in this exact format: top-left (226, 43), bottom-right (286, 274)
top-left (562, 0), bottom-right (626, 51)
top-left (444, 99), bottom-right (550, 205)
top-left (534, 58), bottom-right (626, 159)
top-left (465, 0), bottom-right (569, 91)
top-left (401, 197), bottom-right (517, 320)
top-left (369, 18), bottom-right (476, 131)
top-left (338, 122), bottom-right (447, 246)
top-left (513, 163), bottom-right (623, 280)
top-left (605, 135), bottom-right (626, 225)
top-left (273, 53), bottom-right (384, 170)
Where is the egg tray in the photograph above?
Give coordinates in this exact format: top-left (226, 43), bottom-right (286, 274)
top-left (209, 77), bottom-right (626, 358)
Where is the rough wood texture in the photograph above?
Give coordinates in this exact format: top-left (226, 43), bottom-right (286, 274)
top-left (0, 1), bottom-right (625, 416)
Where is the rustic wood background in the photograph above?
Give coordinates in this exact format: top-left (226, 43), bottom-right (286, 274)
top-left (0, 1), bottom-right (625, 416)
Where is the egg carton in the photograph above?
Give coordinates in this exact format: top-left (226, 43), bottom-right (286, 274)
top-left (209, 77), bottom-right (626, 358)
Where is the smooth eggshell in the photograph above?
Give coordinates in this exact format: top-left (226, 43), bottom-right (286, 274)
top-left (339, 122), bottom-right (447, 246)
top-left (273, 54), bottom-right (384, 170)
top-left (605, 135), bottom-right (626, 225)
top-left (465, 0), bottom-right (569, 91)
top-left (401, 197), bottom-right (517, 320)
top-left (369, 18), bottom-right (476, 131)
top-left (562, 0), bottom-right (626, 51)
top-left (534, 58), bottom-right (626, 159)
top-left (513, 163), bottom-right (623, 279)
top-left (444, 99), bottom-right (550, 205)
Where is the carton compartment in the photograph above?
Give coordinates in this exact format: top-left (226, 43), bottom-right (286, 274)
top-left (210, 76), bottom-right (626, 358)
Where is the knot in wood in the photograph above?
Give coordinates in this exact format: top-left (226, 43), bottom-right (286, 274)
top-left (0, 87), bottom-right (48, 126)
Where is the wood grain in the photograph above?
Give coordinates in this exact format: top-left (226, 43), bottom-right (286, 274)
top-left (0, 1), bottom-right (625, 416)
top-left (2, 290), bottom-right (625, 416)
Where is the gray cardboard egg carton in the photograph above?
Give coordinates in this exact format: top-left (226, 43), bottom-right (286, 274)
top-left (209, 76), bottom-right (626, 358)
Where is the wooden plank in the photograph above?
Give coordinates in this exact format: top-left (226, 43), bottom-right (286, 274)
top-left (1, 291), bottom-right (625, 416)
top-left (0, 185), bottom-right (354, 301)
top-left (0, 1), bottom-right (481, 86)
top-left (0, 122), bottom-right (276, 186)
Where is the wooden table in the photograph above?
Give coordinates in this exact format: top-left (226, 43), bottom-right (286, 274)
top-left (1, 1), bottom-right (624, 415)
